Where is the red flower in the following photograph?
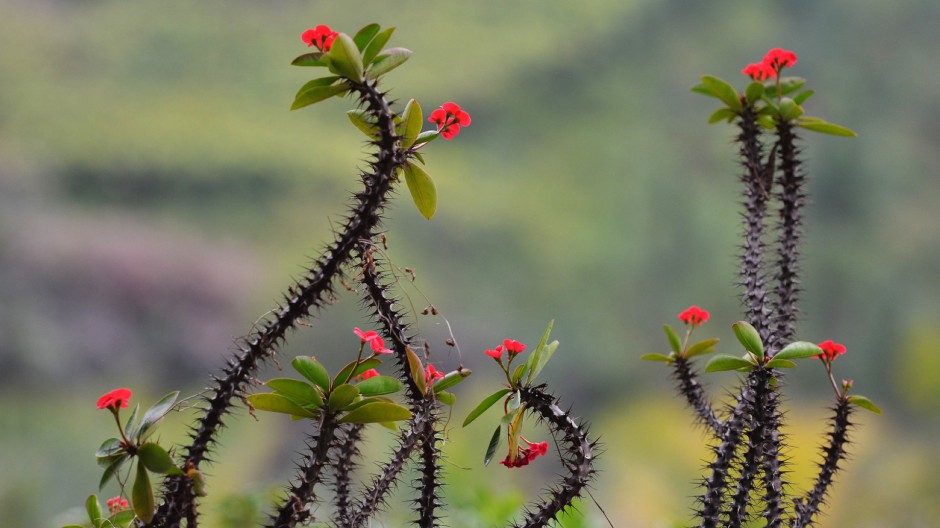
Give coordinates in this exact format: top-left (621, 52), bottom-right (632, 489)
top-left (763, 48), bottom-right (798, 71)
top-left (359, 368), bottom-right (380, 380)
top-left (503, 339), bottom-right (526, 355)
top-left (678, 306), bottom-right (710, 327)
top-left (428, 102), bottom-right (471, 140)
top-left (499, 440), bottom-right (550, 468)
top-left (354, 327), bottom-right (379, 343)
top-left (369, 335), bottom-right (393, 355)
top-left (97, 388), bottom-right (132, 410)
top-left (301, 24), bottom-right (338, 52)
top-left (742, 62), bottom-right (777, 81)
top-left (425, 363), bottom-right (445, 384)
top-left (816, 340), bottom-right (847, 361)
top-left (107, 496), bottom-right (129, 515)
top-left (485, 345), bottom-right (504, 359)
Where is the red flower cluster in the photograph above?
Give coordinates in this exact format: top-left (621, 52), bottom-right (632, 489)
top-left (428, 102), bottom-right (471, 140)
top-left (816, 340), bottom-right (847, 361)
top-left (678, 305), bottom-right (710, 327)
top-left (301, 25), bottom-right (338, 52)
top-left (485, 345), bottom-right (503, 359)
top-left (107, 496), bottom-right (129, 515)
top-left (354, 327), bottom-right (392, 354)
top-left (485, 339), bottom-right (526, 360)
top-left (499, 440), bottom-right (549, 468)
top-left (425, 363), bottom-right (445, 384)
top-left (741, 47), bottom-right (798, 81)
top-left (97, 388), bottom-right (132, 411)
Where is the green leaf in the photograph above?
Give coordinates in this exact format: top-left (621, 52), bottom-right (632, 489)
top-left (292, 356), bottom-right (331, 392)
top-left (795, 119), bottom-right (858, 137)
top-left (346, 109), bottom-right (380, 139)
top-left (267, 378), bottom-right (324, 408)
top-left (136, 391), bottom-right (179, 442)
top-left (333, 357), bottom-right (382, 387)
top-left (85, 494), bottom-right (104, 528)
top-left (708, 107), bottom-right (736, 124)
top-left (137, 443), bottom-right (182, 476)
top-left (406, 347), bottom-right (427, 394)
top-left (766, 76), bottom-right (806, 98)
top-left (765, 358), bottom-right (797, 369)
top-left (432, 369), bottom-right (471, 393)
top-left (463, 388), bottom-right (512, 427)
top-left (96, 437), bottom-right (124, 459)
top-left (403, 160), bottom-right (437, 220)
top-left (357, 375), bottom-right (402, 397)
top-left (362, 27), bottom-right (395, 65)
top-left (732, 321), bottom-right (764, 359)
top-left (483, 425), bottom-right (501, 466)
top-left (774, 341), bottom-right (823, 361)
top-left (848, 395), bottom-right (882, 414)
top-left (701, 75), bottom-right (742, 113)
top-left (778, 97), bottom-right (804, 121)
top-left (132, 462), bottom-right (154, 523)
top-left (107, 509), bottom-right (135, 526)
top-left (294, 76), bottom-right (340, 99)
top-left (291, 83), bottom-right (348, 111)
top-left (98, 455), bottom-right (128, 490)
top-left (397, 99), bottom-right (423, 149)
top-left (757, 114), bottom-right (777, 130)
top-left (412, 151), bottom-right (426, 164)
top-left (291, 52), bottom-right (327, 67)
top-left (686, 338), bottom-right (720, 358)
top-left (691, 82), bottom-right (719, 99)
top-left (188, 468), bottom-right (208, 497)
top-left (745, 82), bottom-right (764, 104)
top-left (339, 402), bottom-right (412, 424)
top-left (704, 355), bottom-right (756, 373)
top-left (328, 384), bottom-right (360, 412)
top-left (436, 391), bottom-right (456, 405)
top-left (793, 89), bottom-right (815, 105)
top-left (663, 324), bottom-right (682, 354)
top-left (640, 353), bottom-right (674, 363)
top-left (353, 23), bottom-right (381, 51)
top-left (123, 404), bottom-right (139, 439)
top-left (368, 47), bottom-right (412, 78)
top-left (246, 393), bottom-right (318, 418)
top-left (325, 33), bottom-right (363, 83)
top-left (527, 340), bottom-right (559, 384)
top-left (511, 364), bottom-right (527, 385)
top-left (523, 320), bottom-right (554, 385)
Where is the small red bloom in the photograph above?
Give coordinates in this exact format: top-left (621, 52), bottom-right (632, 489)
top-left (354, 327), bottom-right (379, 343)
top-left (742, 62), bottom-right (777, 81)
top-left (678, 306), bottom-right (710, 327)
top-left (301, 24), bottom-right (338, 52)
top-left (359, 368), bottom-right (380, 380)
top-left (816, 340), bottom-right (847, 361)
top-left (503, 339), bottom-right (526, 355)
top-left (97, 388), bottom-right (132, 410)
top-left (500, 440), bottom-right (550, 468)
top-left (107, 496), bottom-right (129, 515)
top-left (424, 363), bottom-right (445, 384)
top-left (369, 335), bottom-right (393, 355)
top-left (428, 102), bottom-right (471, 140)
top-left (762, 48), bottom-right (798, 71)
top-left (485, 345), bottom-right (504, 359)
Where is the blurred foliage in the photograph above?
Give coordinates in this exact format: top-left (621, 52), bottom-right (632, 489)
top-left (1, 0), bottom-right (939, 526)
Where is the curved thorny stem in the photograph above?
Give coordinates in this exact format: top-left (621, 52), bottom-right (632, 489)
top-left (512, 386), bottom-right (595, 528)
top-left (671, 356), bottom-right (722, 434)
top-left (696, 381), bottom-right (750, 528)
top-left (147, 77), bottom-right (406, 528)
top-left (791, 398), bottom-right (853, 528)
top-left (332, 423), bottom-right (365, 525)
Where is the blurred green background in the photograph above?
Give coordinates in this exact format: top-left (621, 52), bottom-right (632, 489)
top-left (2, 0), bottom-right (939, 526)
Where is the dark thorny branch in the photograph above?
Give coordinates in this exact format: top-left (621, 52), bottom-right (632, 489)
top-left (791, 398), bottom-right (853, 528)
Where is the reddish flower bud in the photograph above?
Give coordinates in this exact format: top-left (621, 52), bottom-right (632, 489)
top-left (97, 388), bottom-right (132, 410)
top-left (354, 327), bottom-right (379, 343)
top-left (369, 335), bottom-right (393, 355)
top-left (678, 305), bottom-right (710, 327)
top-left (485, 345), bottom-right (504, 359)
top-left (742, 62), bottom-right (777, 81)
top-left (301, 24), bottom-right (339, 52)
top-left (359, 368), bottom-right (380, 380)
top-left (428, 102), bottom-right (471, 140)
top-left (424, 363), bottom-right (445, 384)
top-left (503, 339), bottom-right (526, 355)
top-left (763, 48), bottom-right (798, 70)
top-left (816, 340), bottom-right (847, 361)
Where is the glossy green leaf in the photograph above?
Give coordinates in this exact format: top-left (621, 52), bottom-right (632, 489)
top-left (368, 47), bottom-right (412, 78)
top-left (463, 388), bottom-right (512, 427)
top-left (795, 119), bottom-right (858, 137)
top-left (640, 353), bottom-right (674, 363)
top-left (136, 391), bottom-right (179, 442)
top-left (357, 375), bottom-right (402, 397)
top-left (778, 97), bottom-right (804, 121)
top-left (397, 99), bottom-right (423, 149)
top-left (107, 509), bottom-right (135, 526)
top-left (414, 130), bottom-right (439, 147)
top-left (292, 356), bottom-right (331, 391)
top-left (766, 77), bottom-right (806, 98)
top-left (291, 84), bottom-right (348, 111)
top-left (346, 109), bottom-right (380, 139)
top-left (793, 89), bottom-right (815, 105)
top-left (691, 82), bottom-right (719, 99)
top-left (523, 320), bottom-right (554, 385)
top-left (328, 384), bottom-right (360, 412)
top-left (343, 396), bottom-right (391, 414)
top-left (86, 494), bottom-right (104, 528)
top-left (701, 75), bottom-right (742, 113)
top-left (404, 160), bottom-right (437, 220)
top-left (412, 151), bottom-right (426, 164)
top-left (326, 33), bottom-right (363, 83)
top-left (704, 355), bottom-right (756, 373)
top-left (708, 107), bottom-right (736, 124)
top-left (686, 338), bottom-right (720, 359)
top-left (483, 424), bottom-right (501, 466)
top-left (432, 369), bottom-right (471, 393)
top-left (436, 391), bottom-right (456, 405)
top-left (732, 321), bottom-right (764, 359)
top-left (353, 23), bottom-right (381, 51)
top-left (132, 462), bottom-right (154, 523)
top-left (745, 82), bottom-right (764, 104)
top-left (339, 401), bottom-right (412, 424)
top-left (362, 27), bottom-right (395, 65)
top-left (757, 114), bottom-right (777, 130)
top-left (333, 357), bottom-right (382, 387)
top-left (267, 378), bottom-right (324, 408)
top-left (246, 393), bottom-right (317, 418)
top-left (848, 395), bottom-right (882, 414)
top-left (291, 52), bottom-right (327, 67)
top-left (98, 455), bottom-right (128, 490)
top-left (663, 324), bottom-right (682, 354)
top-left (527, 340), bottom-right (559, 384)
top-left (765, 358), bottom-right (797, 369)
top-left (294, 76), bottom-right (341, 98)
top-left (137, 443), bottom-right (182, 476)
top-left (511, 364), bottom-right (527, 385)
top-left (96, 437), bottom-right (124, 459)
top-left (775, 341), bottom-right (823, 361)
top-left (406, 347), bottom-right (427, 394)
top-left (123, 404), bottom-right (139, 439)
